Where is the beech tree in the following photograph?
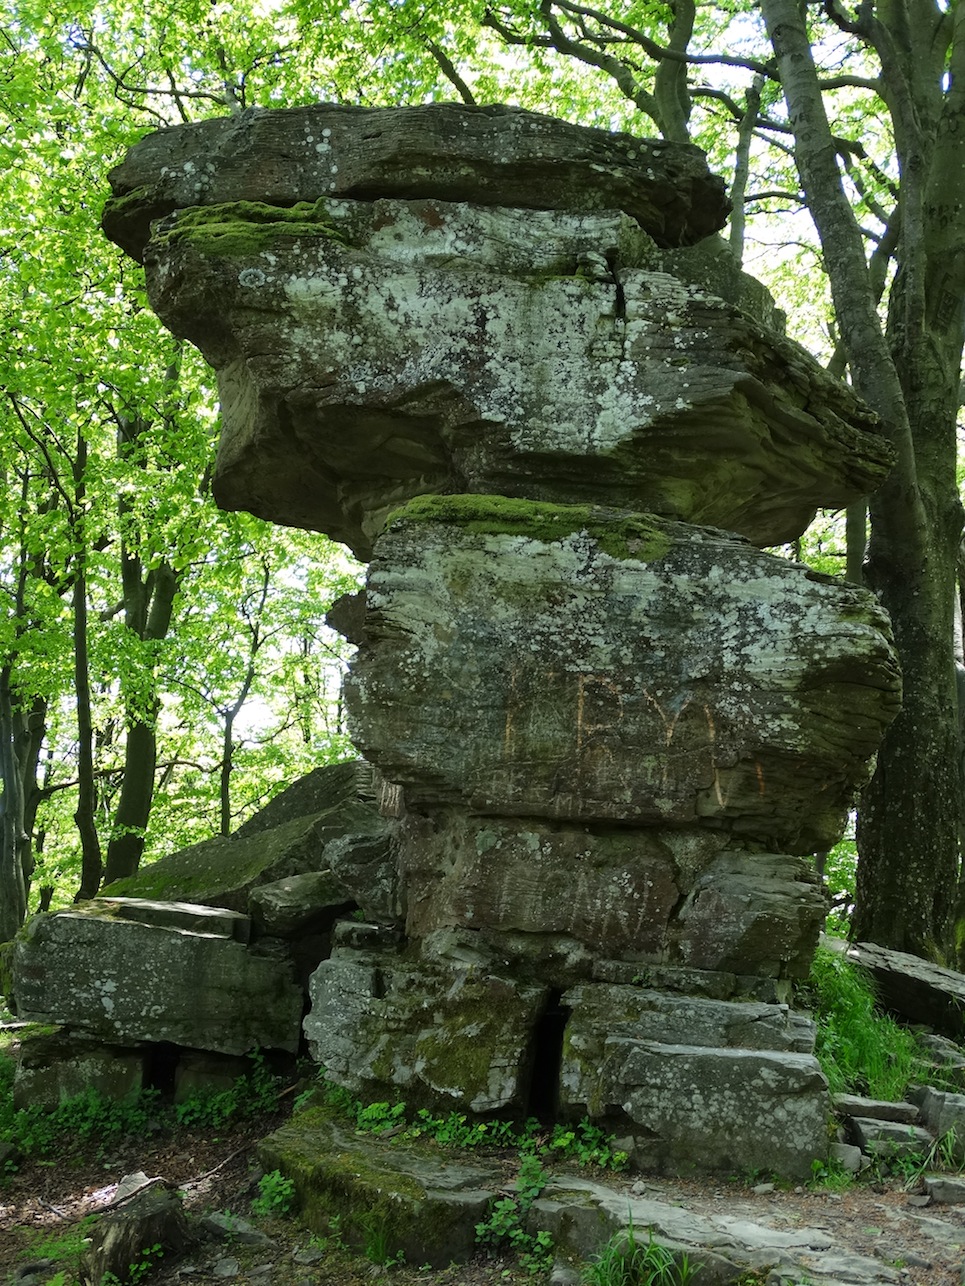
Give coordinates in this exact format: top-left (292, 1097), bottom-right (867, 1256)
top-left (0, 4), bottom-right (359, 922)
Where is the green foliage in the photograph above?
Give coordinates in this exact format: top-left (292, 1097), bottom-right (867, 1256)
top-left (546, 1120), bottom-right (629, 1170)
top-left (174, 1048), bottom-right (281, 1130)
top-left (251, 1168), bottom-right (296, 1216)
top-left (2, 1049), bottom-right (281, 1169)
top-left (822, 835), bottom-right (858, 938)
top-left (582, 1216), bottom-right (700, 1286)
top-left (315, 1076), bottom-right (627, 1170)
top-left (871, 1128), bottom-right (965, 1190)
top-left (476, 1153), bottom-right (554, 1278)
top-left (807, 1156), bottom-right (853, 1192)
top-left (359, 1211), bottom-right (406, 1267)
top-left (800, 946), bottom-right (923, 1100)
top-left (20, 1214), bottom-right (98, 1275)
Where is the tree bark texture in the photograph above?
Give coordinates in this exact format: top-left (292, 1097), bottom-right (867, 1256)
top-left (762, 0), bottom-right (965, 956)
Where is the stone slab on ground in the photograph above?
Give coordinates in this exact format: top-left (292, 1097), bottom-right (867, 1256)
top-left (843, 939), bottom-right (965, 1043)
top-left (98, 760), bottom-right (390, 918)
top-left (256, 1106), bottom-right (502, 1267)
top-left (915, 1087), bottom-right (965, 1161)
top-left (847, 1118), bottom-right (935, 1158)
top-left (256, 1113), bottom-right (922, 1284)
top-left (833, 1094), bottom-right (920, 1124)
top-left (924, 1175), bottom-right (965, 1204)
top-left (12, 899), bottom-right (303, 1054)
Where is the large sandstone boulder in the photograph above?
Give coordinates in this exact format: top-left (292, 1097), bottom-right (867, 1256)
top-left (346, 497), bottom-right (901, 854)
top-left (305, 931), bottom-right (547, 1115)
top-left (398, 814), bottom-right (825, 978)
top-left (127, 192), bottom-right (891, 556)
top-left (561, 983), bottom-right (827, 1176)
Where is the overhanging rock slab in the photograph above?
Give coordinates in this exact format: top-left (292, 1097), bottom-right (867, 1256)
top-left (135, 194), bottom-right (891, 555)
top-left (12, 898), bottom-right (303, 1054)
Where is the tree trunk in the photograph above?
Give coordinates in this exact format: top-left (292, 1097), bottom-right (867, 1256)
top-left (0, 667), bottom-right (28, 940)
top-left (103, 560), bottom-right (180, 885)
top-left (761, 0), bottom-right (965, 957)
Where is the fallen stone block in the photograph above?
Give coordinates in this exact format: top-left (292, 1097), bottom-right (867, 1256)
top-left (305, 944), bottom-right (547, 1114)
top-left (12, 898), bottom-right (303, 1054)
top-left (257, 1106), bottom-right (501, 1266)
top-left (847, 1117), bottom-right (935, 1159)
top-left (14, 1029), bottom-right (146, 1110)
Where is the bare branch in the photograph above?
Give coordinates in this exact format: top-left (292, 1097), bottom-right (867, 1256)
top-left (425, 39), bottom-right (477, 105)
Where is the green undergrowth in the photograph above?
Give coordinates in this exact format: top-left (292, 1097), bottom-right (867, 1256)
top-left (0, 1047), bottom-right (283, 1171)
top-left (582, 1212), bottom-right (701, 1285)
top-left (799, 945), bottom-right (931, 1100)
top-left (311, 1075), bottom-right (630, 1170)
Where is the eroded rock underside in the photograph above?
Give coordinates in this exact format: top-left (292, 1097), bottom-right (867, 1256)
top-left (53, 102), bottom-right (905, 1179)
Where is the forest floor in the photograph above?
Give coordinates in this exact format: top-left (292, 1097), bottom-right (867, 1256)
top-left (2, 1094), bottom-right (965, 1286)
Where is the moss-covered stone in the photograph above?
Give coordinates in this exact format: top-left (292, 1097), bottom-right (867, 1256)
top-left (151, 198), bottom-right (347, 258)
top-left (386, 494), bottom-right (674, 564)
top-left (256, 1107), bottom-right (501, 1265)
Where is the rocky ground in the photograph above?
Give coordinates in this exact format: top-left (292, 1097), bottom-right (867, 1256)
top-left (2, 1099), bottom-right (965, 1286)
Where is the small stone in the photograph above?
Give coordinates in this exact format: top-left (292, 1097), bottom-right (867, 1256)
top-left (114, 1170), bottom-right (152, 1202)
top-left (212, 1257), bottom-right (240, 1278)
top-left (549, 1264), bottom-right (581, 1286)
top-left (201, 1212), bottom-right (275, 1246)
top-left (752, 1182), bottom-right (775, 1195)
top-left (292, 1246), bottom-right (325, 1265)
top-left (901, 1251), bottom-right (932, 1267)
top-left (906, 1194), bottom-right (932, 1207)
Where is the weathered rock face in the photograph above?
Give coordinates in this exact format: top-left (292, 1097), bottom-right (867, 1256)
top-left (93, 102), bottom-right (907, 1177)
top-left (103, 102), bottom-right (730, 262)
top-left (347, 497), bottom-right (900, 852)
top-left (12, 898), bottom-right (303, 1054)
top-left (121, 192), bottom-right (891, 557)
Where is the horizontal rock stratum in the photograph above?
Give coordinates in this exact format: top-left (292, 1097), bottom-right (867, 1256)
top-left (346, 496), bottom-right (901, 853)
top-left (103, 101), bottom-right (730, 260)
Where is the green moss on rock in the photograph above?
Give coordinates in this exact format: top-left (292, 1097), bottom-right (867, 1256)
top-left (152, 198), bottom-right (347, 258)
top-left (387, 494), bottom-right (673, 563)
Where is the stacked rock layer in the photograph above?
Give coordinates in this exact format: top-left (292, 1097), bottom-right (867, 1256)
top-left (101, 102), bottom-right (902, 1175)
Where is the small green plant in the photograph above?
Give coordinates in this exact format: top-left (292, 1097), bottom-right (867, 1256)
top-left (547, 1120), bottom-right (629, 1171)
top-left (807, 1155), bottom-right (853, 1192)
top-left (359, 1212), bottom-right (405, 1267)
top-left (128, 1242), bottom-right (164, 1284)
top-left (476, 1153), bottom-right (554, 1277)
top-left (251, 1168), bottom-right (296, 1216)
top-left (581, 1215), bottom-right (700, 1285)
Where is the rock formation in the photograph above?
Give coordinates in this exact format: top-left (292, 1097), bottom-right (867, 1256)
top-left (14, 102), bottom-right (902, 1178)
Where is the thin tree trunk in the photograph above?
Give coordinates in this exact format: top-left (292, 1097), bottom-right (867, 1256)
top-left (0, 667), bottom-right (28, 940)
top-left (72, 434), bottom-right (102, 900)
top-left (761, 0), bottom-right (965, 957)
